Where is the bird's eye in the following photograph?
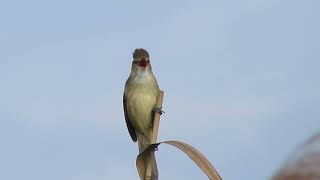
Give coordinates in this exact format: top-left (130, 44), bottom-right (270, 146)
top-left (147, 60), bottom-right (150, 63)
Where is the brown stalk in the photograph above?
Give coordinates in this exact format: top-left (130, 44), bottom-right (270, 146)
top-left (144, 90), bottom-right (164, 180)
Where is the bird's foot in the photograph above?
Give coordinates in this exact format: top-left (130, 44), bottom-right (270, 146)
top-left (153, 106), bottom-right (165, 115)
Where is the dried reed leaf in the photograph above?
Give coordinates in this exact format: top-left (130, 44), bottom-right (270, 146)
top-left (136, 143), bottom-right (160, 180)
top-left (136, 141), bottom-right (222, 180)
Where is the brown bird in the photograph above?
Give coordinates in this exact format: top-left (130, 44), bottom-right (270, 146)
top-left (123, 48), bottom-right (159, 179)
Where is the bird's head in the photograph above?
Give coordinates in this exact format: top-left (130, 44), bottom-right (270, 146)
top-left (131, 48), bottom-right (151, 71)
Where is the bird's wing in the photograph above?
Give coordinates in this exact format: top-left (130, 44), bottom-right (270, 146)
top-left (123, 93), bottom-right (137, 142)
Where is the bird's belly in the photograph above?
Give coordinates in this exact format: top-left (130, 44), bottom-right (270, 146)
top-left (127, 89), bottom-right (157, 133)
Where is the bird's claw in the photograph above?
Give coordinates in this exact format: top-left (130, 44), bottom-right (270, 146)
top-left (153, 106), bottom-right (165, 115)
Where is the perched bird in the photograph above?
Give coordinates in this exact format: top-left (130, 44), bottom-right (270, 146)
top-left (123, 48), bottom-right (159, 179)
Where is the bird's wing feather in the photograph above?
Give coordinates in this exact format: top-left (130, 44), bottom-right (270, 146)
top-left (123, 93), bottom-right (137, 142)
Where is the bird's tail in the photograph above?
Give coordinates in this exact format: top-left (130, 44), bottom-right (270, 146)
top-left (137, 133), bottom-right (158, 180)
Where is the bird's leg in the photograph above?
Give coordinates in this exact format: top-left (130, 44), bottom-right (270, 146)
top-left (150, 106), bottom-right (164, 141)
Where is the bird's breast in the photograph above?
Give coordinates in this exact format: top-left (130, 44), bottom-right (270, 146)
top-left (126, 84), bottom-right (158, 133)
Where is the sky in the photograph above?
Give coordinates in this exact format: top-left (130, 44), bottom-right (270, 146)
top-left (0, 0), bottom-right (319, 179)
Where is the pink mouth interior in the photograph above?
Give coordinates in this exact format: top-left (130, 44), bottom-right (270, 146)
top-left (138, 59), bottom-right (148, 67)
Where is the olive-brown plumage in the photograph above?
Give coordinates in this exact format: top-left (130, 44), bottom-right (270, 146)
top-left (123, 48), bottom-right (159, 180)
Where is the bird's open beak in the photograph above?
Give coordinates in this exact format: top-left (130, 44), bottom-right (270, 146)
top-left (138, 59), bottom-right (148, 68)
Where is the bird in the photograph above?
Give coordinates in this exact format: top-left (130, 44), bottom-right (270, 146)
top-left (123, 48), bottom-right (160, 180)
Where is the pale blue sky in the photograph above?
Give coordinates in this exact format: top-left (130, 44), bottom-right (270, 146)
top-left (1, 0), bottom-right (319, 179)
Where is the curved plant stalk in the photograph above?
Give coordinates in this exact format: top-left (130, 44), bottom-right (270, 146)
top-left (136, 90), bottom-right (222, 180)
top-left (136, 141), bottom-right (222, 180)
